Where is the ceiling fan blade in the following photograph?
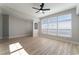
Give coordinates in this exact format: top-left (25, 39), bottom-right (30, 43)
top-left (32, 7), bottom-right (39, 10)
top-left (42, 9), bottom-right (50, 11)
top-left (35, 10), bottom-right (40, 13)
top-left (32, 3), bottom-right (50, 14)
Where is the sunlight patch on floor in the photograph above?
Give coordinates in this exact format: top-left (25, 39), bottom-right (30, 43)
top-left (9, 42), bottom-right (22, 52)
top-left (9, 42), bottom-right (29, 55)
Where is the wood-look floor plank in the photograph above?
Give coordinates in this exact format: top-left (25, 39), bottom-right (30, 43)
top-left (0, 37), bottom-right (79, 55)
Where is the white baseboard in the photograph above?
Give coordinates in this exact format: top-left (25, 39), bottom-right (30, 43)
top-left (61, 39), bottom-right (79, 45)
top-left (40, 35), bottom-right (79, 45)
top-left (9, 34), bottom-right (32, 39)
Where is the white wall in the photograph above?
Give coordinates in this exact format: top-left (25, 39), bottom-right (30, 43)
top-left (9, 15), bottom-right (33, 38)
top-left (0, 14), bottom-right (2, 39)
top-left (0, 9), bottom-right (2, 39)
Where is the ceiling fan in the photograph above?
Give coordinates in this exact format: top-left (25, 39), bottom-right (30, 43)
top-left (32, 3), bottom-right (50, 14)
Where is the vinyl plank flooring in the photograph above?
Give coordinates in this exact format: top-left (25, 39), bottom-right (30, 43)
top-left (0, 37), bottom-right (79, 55)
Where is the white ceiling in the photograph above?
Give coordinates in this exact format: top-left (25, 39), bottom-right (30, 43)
top-left (0, 3), bottom-right (78, 20)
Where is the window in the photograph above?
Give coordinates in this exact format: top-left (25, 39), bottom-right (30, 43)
top-left (35, 23), bottom-right (38, 29)
top-left (41, 14), bottom-right (72, 37)
top-left (41, 19), bottom-right (48, 34)
top-left (58, 14), bottom-right (72, 37)
top-left (47, 17), bottom-right (57, 35)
